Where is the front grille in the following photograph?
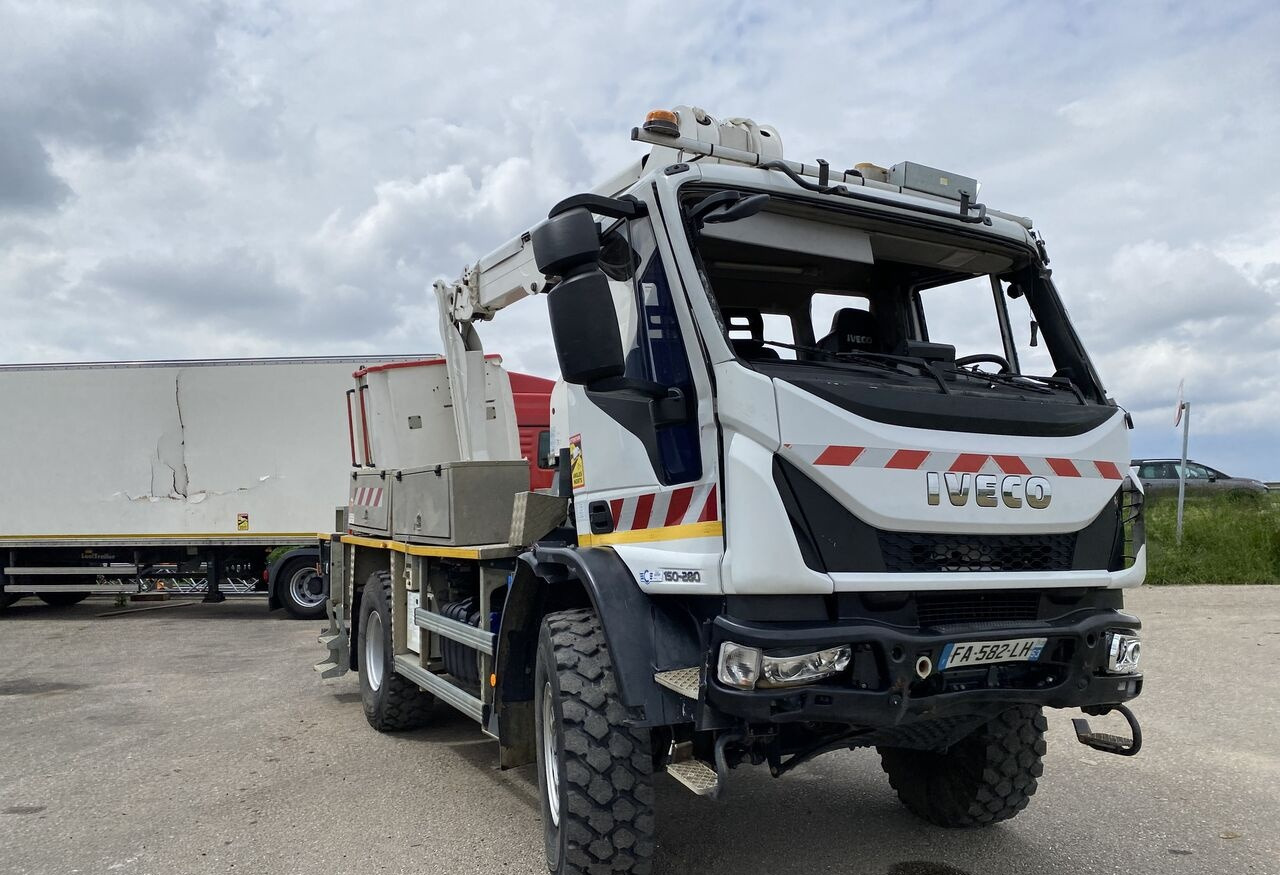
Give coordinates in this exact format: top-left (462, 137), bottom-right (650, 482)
top-left (915, 591), bottom-right (1041, 627)
top-left (878, 531), bottom-right (1077, 573)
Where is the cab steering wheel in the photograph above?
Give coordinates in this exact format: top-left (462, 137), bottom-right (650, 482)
top-left (955, 353), bottom-right (1012, 374)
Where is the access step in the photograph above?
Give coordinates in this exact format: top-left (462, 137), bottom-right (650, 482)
top-left (654, 667), bottom-right (700, 699)
top-left (666, 759), bottom-right (719, 796)
top-left (1072, 703), bottom-right (1142, 756)
top-left (313, 659), bottom-right (345, 679)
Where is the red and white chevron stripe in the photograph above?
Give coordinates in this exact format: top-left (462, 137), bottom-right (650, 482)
top-left (786, 444), bottom-right (1124, 481)
top-left (352, 486), bottom-right (385, 508)
top-left (608, 483), bottom-right (719, 532)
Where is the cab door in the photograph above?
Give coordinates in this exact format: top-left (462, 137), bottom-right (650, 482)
top-left (561, 192), bottom-right (723, 593)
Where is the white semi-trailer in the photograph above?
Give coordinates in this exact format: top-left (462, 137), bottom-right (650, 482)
top-left (0, 356), bottom-right (421, 618)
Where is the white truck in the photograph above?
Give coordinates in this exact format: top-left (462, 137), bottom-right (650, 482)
top-left (0, 356), bottom-right (423, 619)
top-left (315, 107), bottom-right (1146, 874)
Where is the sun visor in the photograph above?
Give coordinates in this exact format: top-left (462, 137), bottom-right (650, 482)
top-left (700, 212), bottom-right (874, 265)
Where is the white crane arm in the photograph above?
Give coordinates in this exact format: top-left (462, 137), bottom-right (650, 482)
top-left (433, 230), bottom-right (547, 462)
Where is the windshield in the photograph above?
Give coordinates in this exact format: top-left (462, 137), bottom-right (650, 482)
top-left (685, 193), bottom-right (1106, 405)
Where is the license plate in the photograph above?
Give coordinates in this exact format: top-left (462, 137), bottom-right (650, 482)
top-left (938, 637), bottom-right (1046, 670)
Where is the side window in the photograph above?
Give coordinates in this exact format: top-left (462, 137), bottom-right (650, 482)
top-left (598, 218), bottom-right (701, 485)
top-left (1139, 464), bottom-right (1160, 480)
top-left (1001, 281), bottom-right (1056, 377)
top-left (1184, 464), bottom-right (1211, 480)
top-left (915, 276), bottom-right (1007, 366)
top-left (536, 430), bottom-right (552, 469)
top-left (1153, 463), bottom-right (1176, 479)
top-left (761, 314), bottom-right (796, 359)
top-left (722, 309), bottom-right (796, 360)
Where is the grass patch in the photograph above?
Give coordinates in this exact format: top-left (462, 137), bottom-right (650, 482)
top-left (1144, 491), bottom-right (1280, 584)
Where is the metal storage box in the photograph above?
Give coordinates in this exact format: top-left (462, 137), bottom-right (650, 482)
top-left (888, 161), bottom-right (978, 202)
top-left (392, 460), bottom-right (530, 546)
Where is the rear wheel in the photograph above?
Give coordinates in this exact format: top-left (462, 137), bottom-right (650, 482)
top-left (37, 591), bottom-right (89, 607)
top-left (878, 705), bottom-right (1047, 828)
top-left (277, 557), bottom-right (327, 620)
top-left (358, 571), bottom-right (434, 731)
top-left (535, 608), bottom-right (655, 875)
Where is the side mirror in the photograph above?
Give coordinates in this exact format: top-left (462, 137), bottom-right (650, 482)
top-left (532, 208), bottom-right (626, 386)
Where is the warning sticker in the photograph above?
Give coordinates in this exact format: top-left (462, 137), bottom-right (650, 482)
top-left (236, 513), bottom-right (250, 531)
top-left (569, 434), bottom-right (585, 490)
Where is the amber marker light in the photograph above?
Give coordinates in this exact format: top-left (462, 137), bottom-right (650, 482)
top-left (642, 109), bottom-right (680, 136)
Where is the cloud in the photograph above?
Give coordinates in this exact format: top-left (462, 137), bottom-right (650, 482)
top-left (0, 0), bottom-right (1278, 477)
top-left (0, 125), bottom-right (72, 211)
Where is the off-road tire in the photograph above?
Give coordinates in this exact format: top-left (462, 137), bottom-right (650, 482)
top-left (37, 591), bottom-right (89, 607)
top-left (878, 705), bottom-right (1047, 828)
top-left (358, 571), bottom-right (434, 731)
top-left (535, 608), bottom-right (655, 875)
top-left (277, 556), bottom-right (327, 621)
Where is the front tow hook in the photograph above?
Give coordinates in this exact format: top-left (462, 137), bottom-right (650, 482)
top-left (1072, 702), bottom-right (1142, 756)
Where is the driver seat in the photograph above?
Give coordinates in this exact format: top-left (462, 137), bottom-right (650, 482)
top-left (817, 308), bottom-right (882, 355)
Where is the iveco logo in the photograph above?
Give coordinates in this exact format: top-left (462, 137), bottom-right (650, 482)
top-left (926, 472), bottom-right (1052, 509)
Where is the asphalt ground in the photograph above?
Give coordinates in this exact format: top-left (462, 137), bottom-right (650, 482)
top-left (1, 586), bottom-right (1276, 875)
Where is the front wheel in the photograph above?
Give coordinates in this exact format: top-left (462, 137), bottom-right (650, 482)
top-left (878, 705), bottom-right (1047, 828)
top-left (277, 557), bottom-right (327, 620)
top-left (535, 608), bottom-right (655, 875)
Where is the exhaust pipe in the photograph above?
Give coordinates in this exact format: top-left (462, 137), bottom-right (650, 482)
top-left (915, 655), bottom-right (933, 680)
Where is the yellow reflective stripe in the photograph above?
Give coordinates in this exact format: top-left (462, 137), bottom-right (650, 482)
top-left (578, 521), bottom-right (723, 547)
top-left (338, 534), bottom-right (483, 560)
top-left (0, 532), bottom-right (324, 540)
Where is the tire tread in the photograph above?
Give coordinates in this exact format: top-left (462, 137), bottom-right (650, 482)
top-left (362, 571), bottom-right (434, 732)
top-left (879, 705), bottom-right (1048, 828)
top-left (546, 608), bottom-right (655, 875)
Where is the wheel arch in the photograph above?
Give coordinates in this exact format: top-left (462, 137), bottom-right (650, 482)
top-left (494, 544), bottom-right (701, 767)
top-left (266, 547), bottom-right (320, 611)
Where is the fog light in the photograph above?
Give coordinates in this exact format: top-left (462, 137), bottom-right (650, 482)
top-left (759, 646), bottom-right (852, 688)
top-left (717, 642), bottom-right (761, 689)
top-left (1106, 632), bottom-right (1141, 674)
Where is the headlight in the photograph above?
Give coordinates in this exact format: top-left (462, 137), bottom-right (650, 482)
top-left (716, 642), bottom-right (851, 690)
top-left (1106, 632), bottom-right (1141, 674)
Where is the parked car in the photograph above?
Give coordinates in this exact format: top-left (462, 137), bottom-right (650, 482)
top-left (1130, 459), bottom-right (1270, 495)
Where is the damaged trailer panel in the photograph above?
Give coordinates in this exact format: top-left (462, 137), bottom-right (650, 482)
top-left (0, 356), bottom-right (426, 617)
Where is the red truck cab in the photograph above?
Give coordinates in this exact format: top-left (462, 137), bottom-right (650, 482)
top-left (509, 371), bottom-right (555, 490)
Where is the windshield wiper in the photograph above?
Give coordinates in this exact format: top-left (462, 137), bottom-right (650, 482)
top-left (755, 341), bottom-right (952, 394)
top-left (953, 368), bottom-right (1085, 402)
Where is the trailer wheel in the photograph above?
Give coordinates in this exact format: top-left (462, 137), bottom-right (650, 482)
top-left (277, 557), bottom-right (327, 620)
top-left (358, 571), bottom-right (434, 731)
top-left (535, 608), bottom-right (655, 875)
top-left (878, 705), bottom-right (1047, 828)
top-left (37, 592), bottom-right (89, 607)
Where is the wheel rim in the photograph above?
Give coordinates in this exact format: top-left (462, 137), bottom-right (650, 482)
top-left (365, 611), bottom-right (385, 691)
top-left (541, 680), bottom-right (560, 827)
top-left (289, 567), bottom-right (325, 609)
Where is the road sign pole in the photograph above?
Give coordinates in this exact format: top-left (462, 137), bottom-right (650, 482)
top-left (1176, 402), bottom-right (1190, 546)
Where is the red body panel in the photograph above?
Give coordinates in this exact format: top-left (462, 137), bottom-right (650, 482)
top-left (510, 372), bottom-right (555, 490)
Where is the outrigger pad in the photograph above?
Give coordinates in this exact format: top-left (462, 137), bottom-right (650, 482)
top-left (1072, 703), bottom-right (1142, 756)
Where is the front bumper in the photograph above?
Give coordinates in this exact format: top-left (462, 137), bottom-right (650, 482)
top-left (705, 608), bottom-right (1142, 728)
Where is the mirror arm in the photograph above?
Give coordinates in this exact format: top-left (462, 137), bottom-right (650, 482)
top-left (548, 193), bottom-right (646, 220)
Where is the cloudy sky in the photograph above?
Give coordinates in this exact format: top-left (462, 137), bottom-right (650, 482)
top-left (2, 1), bottom-right (1277, 477)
